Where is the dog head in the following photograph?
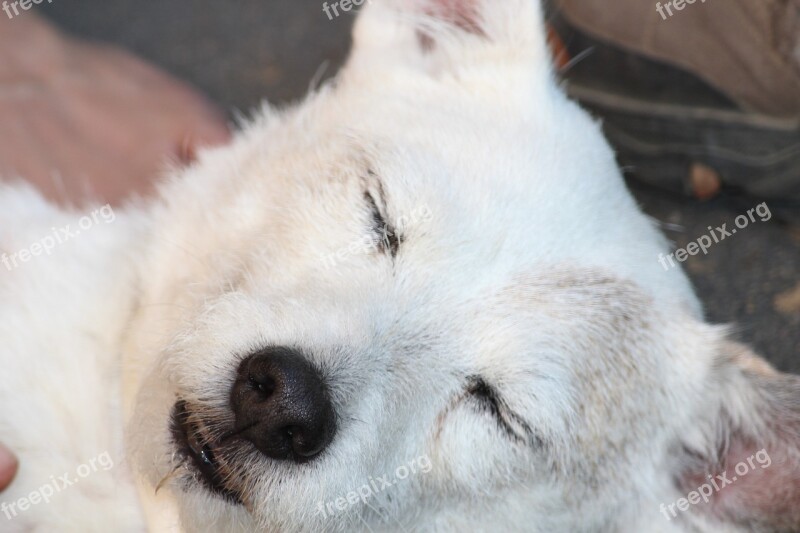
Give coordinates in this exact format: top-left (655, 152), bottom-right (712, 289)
top-left (127, 1), bottom-right (800, 531)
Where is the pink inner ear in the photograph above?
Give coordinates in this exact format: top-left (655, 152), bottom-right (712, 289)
top-left (715, 442), bottom-right (798, 521)
top-left (422, 0), bottom-right (482, 32)
top-left (679, 438), bottom-right (800, 528)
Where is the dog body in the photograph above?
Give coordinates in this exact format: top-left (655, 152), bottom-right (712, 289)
top-left (0, 186), bottom-right (146, 531)
top-left (1, 1), bottom-right (798, 532)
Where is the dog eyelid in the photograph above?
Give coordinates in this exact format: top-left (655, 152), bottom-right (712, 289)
top-left (363, 187), bottom-right (400, 258)
top-left (465, 376), bottom-right (538, 448)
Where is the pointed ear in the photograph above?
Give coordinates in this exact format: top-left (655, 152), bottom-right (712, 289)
top-left (673, 341), bottom-right (800, 531)
top-left (346, 0), bottom-right (551, 78)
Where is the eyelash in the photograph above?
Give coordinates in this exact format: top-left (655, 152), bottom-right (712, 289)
top-left (364, 191), bottom-right (400, 257)
top-left (465, 376), bottom-right (536, 447)
top-left (466, 376), bottom-right (506, 418)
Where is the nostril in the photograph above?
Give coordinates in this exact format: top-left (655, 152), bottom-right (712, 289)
top-left (287, 426), bottom-right (328, 458)
top-left (248, 374), bottom-right (275, 397)
top-left (230, 347), bottom-right (336, 462)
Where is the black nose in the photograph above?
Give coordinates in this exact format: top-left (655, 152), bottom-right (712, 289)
top-left (230, 347), bottom-right (336, 462)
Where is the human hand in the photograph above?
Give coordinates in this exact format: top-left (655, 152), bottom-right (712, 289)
top-left (0, 15), bottom-right (231, 205)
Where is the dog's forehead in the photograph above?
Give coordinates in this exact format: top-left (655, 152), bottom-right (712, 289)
top-left (229, 89), bottom-right (544, 248)
top-left (155, 50), bottom-right (699, 344)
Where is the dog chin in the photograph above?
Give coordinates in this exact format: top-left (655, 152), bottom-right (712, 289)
top-left (173, 487), bottom-right (258, 533)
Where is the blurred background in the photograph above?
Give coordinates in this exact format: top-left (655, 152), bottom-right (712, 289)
top-left (38, 0), bottom-right (800, 371)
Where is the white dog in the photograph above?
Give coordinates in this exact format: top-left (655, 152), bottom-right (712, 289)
top-left (0, 0), bottom-right (798, 531)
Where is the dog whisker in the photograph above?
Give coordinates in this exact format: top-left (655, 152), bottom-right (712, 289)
top-left (220, 421), bottom-right (259, 443)
top-left (155, 464), bottom-right (184, 495)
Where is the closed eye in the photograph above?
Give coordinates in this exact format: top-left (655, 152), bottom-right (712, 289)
top-left (364, 169), bottom-right (400, 258)
top-left (466, 376), bottom-right (540, 448)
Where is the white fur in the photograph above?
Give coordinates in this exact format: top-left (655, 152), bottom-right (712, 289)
top-left (1, 1), bottom-right (796, 532)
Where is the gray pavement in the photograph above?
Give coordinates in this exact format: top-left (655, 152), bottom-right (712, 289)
top-left (41, 0), bottom-right (799, 372)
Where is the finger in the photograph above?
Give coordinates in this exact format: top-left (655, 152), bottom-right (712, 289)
top-left (0, 442), bottom-right (18, 492)
top-left (0, 106), bottom-right (60, 190)
top-left (22, 95), bottom-right (127, 205)
top-left (188, 115), bottom-right (232, 148)
top-left (175, 120), bottom-right (232, 165)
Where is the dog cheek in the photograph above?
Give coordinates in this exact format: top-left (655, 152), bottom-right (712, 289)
top-left (432, 411), bottom-right (522, 492)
